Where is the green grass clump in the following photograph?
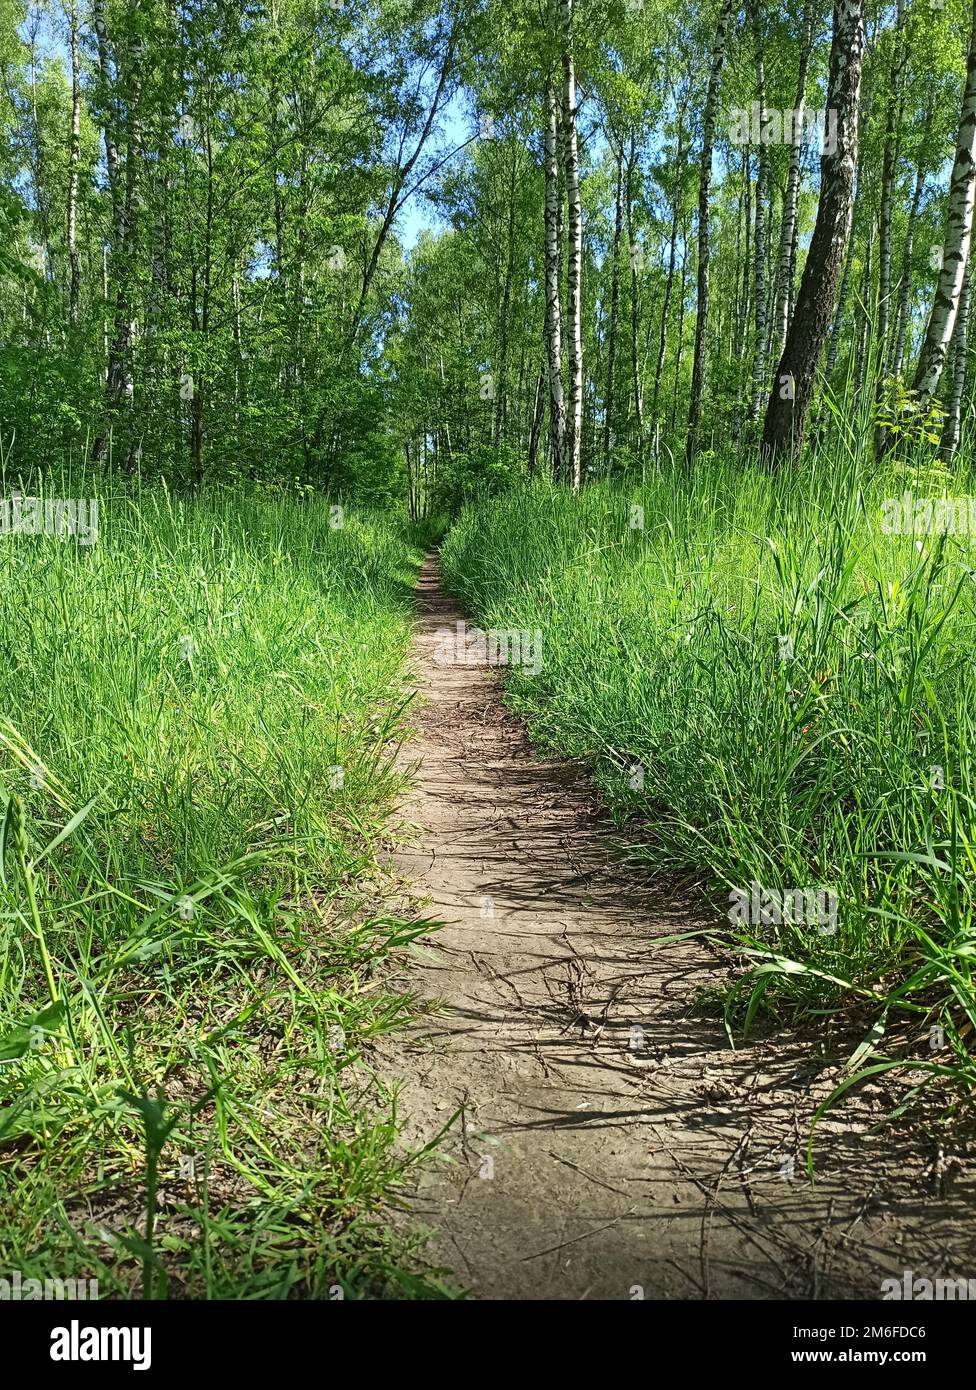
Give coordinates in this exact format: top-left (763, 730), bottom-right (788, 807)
top-left (0, 481), bottom-right (442, 1297)
top-left (441, 439), bottom-right (976, 1104)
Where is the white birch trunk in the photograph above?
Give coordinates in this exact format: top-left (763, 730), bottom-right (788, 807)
top-left (543, 76), bottom-right (566, 480)
top-left (67, 0), bottom-right (81, 325)
top-left (913, 0), bottom-right (976, 408)
top-left (686, 0), bottom-right (735, 464)
top-left (560, 0), bottom-right (583, 491)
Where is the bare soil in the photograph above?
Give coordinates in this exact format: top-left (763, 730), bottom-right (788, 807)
top-left (380, 553), bottom-right (975, 1300)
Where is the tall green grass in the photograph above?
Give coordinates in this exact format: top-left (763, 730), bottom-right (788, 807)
top-left (0, 482), bottom-right (440, 1297)
top-left (441, 438), bottom-right (976, 1106)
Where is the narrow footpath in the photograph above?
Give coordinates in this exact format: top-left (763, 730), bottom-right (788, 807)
top-left (382, 553), bottom-right (973, 1300)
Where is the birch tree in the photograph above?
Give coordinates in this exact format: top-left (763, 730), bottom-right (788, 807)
top-left (560, 0), bottom-right (583, 491)
top-left (748, 1), bottom-right (770, 420)
top-left (771, 0), bottom-right (815, 361)
top-left (941, 263), bottom-right (971, 460)
top-left (890, 158), bottom-right (926, 378)
top-left (66, 0), bottom-right (81, 325)
top-left (877, 0), bottom-right (908, 377)
top-left (604, 137), bottom-right (623, 462)
top-left (543, 75), bottom-right (566, 479)
top-left (686, 0), bottom-right (735, 465)
top-left (912, 0), bottom-right (976, 412)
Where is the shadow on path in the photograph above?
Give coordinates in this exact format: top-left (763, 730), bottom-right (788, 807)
top-left (379, 553), bottom-right (975, 1300)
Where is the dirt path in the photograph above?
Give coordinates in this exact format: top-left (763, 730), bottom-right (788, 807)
top-left (382, 553), bottom-right (973, 1300)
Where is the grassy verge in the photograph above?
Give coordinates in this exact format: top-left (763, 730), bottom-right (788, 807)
top-left (0, 482), bottom-right (442, 1298)
top-left (441, 440), bottom-right (976, 1105)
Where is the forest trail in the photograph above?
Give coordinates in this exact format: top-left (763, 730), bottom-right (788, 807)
top-left (382, 553), bottom-right (973, 1300)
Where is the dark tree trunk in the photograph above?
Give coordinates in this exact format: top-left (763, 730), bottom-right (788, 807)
top-left (761, 0), bottom-right (867, 464)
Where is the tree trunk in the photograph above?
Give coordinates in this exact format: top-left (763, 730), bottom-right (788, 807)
top-left (560, 0), bottom-right (583, 491)
top-left (772, 0), bottom-right (815, 360)
top-left (877, 0), bottom-right (908, 378)
top-left (736, 143), bottom-right (752, 347)
top-left (941, 262), bottom-right (971, 460)
top-left (686, 0), bottom-right (735, 464)
top-left (749, 2), bottom-right (771, 419)
top-left (653, 119), bottom-right (683, 423)
top-left (670, 212), bottom-right (690, 438)
top-left (855, 221), bottom-right (874, 402)
top-left (626, 133), bottom-right (644, 451)
top-left (90, 0), bottom-right (119, 460)
top-left (604, 141), bottom-right (624, 463)
top-left (543, 76), bottom-right (566, 479)
top-left (891, 157), bottom-right (926, 377)
top-left (825, 202), bottom-right (856, 378)
top-left (495, 144), bottom-right (518, 447)
top-left (912, 0), bottom-right (976, 411)
top-left (67, 0), bottom-right (81, 325)
top-left (761, 0), bottom-right (867, 463)
top-left (92, 0), bottom-right (144, 463)
top-left (438, 352), bottom-right (453, 461)
top-left (528, 366), bottom-right (545, 475)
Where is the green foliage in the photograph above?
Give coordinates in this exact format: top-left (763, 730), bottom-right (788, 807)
top-left (876, 376), bottom-right (947, 450)
top-left (431, 441), bottom-right (526, 514)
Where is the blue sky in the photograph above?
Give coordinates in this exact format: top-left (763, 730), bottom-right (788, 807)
top-left (398, 92), bottom-right (471, 251)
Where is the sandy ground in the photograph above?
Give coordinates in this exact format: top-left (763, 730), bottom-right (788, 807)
top-left (379, 553), bottom-right (975, 1300)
